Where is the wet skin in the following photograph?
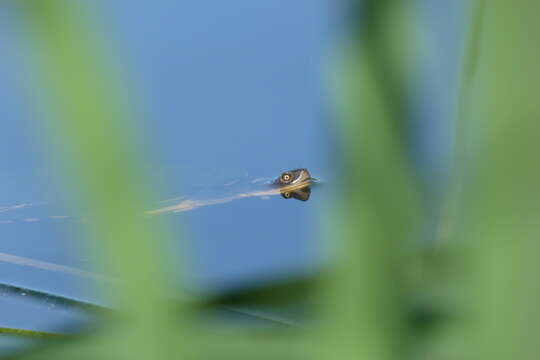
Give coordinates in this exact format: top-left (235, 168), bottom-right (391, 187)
top-left (273, 168), bottom-right (313, 201)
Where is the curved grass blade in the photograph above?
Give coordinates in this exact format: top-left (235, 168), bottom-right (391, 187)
top-left (0, 327), bottom-right (62, 338)
top-left (318, 1), bottom-right (424, 359)
top-left (0, 283), bottom-right (108, 313)
top-left (14, 0), bottom-right (184, 357)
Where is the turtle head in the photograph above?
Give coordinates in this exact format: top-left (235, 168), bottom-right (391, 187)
top-left (277, 168), bottom-right (311, 186)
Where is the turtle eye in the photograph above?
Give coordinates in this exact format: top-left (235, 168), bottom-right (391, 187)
top-left (282, 192), bottom-right (292, 199)
top-left (280, 172), bottom-right (293, 184)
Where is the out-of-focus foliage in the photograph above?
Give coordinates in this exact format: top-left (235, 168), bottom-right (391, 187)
top-left (5, 0), bottom-right (540, 359)
top-left (317, 1), bottom-right (424, 360)
top-left (15, 0), bottom-right (179, 358)
top-left (443, 1), bottom-right (540, 360)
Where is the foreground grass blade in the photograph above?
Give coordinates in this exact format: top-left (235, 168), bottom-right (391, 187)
top-left (319, 1), bottom-right (423, 360)
top-left (443, 1), bottom-right (540, 359)
top-left (16, 1), bottom-right (180, 358)
top-left (0, 283), bottom-right (107, 313)
top-left (0, 328), bottom-right (61, 338)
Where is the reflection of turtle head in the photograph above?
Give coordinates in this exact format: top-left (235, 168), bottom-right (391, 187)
top-left (276, 168), bottom-right (312, 201)
top-left (281, 186), bottom-right (311, 201)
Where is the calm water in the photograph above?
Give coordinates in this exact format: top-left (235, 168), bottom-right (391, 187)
top-left (0, 1), bottom-right (463, 354)
top-left (0, 0), bottom-right (335, 340)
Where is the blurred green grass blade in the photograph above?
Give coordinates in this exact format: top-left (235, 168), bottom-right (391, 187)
top-left (446, 1), bottom-right (540, 359)
top-left (15, 330), bottom-right (311, 360)
top-left (319, 1), bottom-right (423, 360)
top-left (17, 0), bottom-right (181, 358)
top-left (0, 283), bottom-right (108, 313)
top-left (0, 328), bottom-right (61, 338)
top-left (202, 275), bottom-right (317, 308)
top-left (436, 1), bottom-right (485, 248)
top-left (0, 281), bottom-right (302, 330)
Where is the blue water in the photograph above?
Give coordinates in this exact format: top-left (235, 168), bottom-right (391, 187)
top-left (0, 0), bottom-right (335, 338)
top-left (0, 0), bottom-right (464, 349)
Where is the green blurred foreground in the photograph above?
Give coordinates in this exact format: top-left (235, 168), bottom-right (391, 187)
top-left (5, 0), bottom-right (540, 359)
